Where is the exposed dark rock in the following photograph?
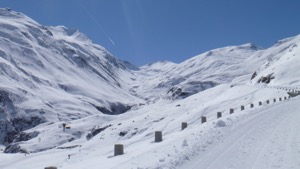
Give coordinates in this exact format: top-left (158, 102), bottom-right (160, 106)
top-left (2, 116), bottom-right (44, 145)
top-left (257, 73), bottom-right (275, 84)
top-left (11, 117), bottom-right (43, 132)
top-left (122, 60), bottom-right (139, 70)
top-left (4, 143), bottom-right (28, 153)
top-left (251, 71), bottom-right (257, 80)
top-left (68, 137), bottom-right (75, 142)
top-left (3, 130), bottom-right (18, 145)
top-left (0, 90), bottom-right (45, 145)
top-left (93, 103), bottom-right (133, 115)
top-left (287, 91), bottom-right (300, 97)
top-left (12, 131), bottom-right (39, 143)
top-left (57, 145), bottom-right (80, 150)
top-left (119, 131), bottom-right (128, 137)
top-left (167, 81), bottom-right (217, 99)
top-left (86, 124), bottom-right (112, 140)
top-left (153, 117), bottom-right (165, 123)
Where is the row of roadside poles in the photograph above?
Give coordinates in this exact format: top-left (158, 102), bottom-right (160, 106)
top-left (113, 95), bottom-right (291, 157)
top-left (45, 92), bottom-right (295, 168)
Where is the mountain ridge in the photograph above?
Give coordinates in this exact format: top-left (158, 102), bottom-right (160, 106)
top-left (0, 8), bottom-right (300, 160)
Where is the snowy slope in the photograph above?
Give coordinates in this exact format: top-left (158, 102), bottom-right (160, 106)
top-left (0, 8), bottom-right (143, 147)
top-left (133, 43), bottom-right (266, 101)
top-left (251, 35), bottom-right (300, 86)
top-left (1, 8), bottom-right (300, 169)
top-left (0, 84), bottom-right (294, 169)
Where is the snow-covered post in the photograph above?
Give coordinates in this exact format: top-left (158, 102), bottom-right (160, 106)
top-left (155, 131), bottom-right (163, 142)
top-left (230, 108), bottom-right (234, 114)
top-left (217, 112), bottom-right (222, 118)
top-left (259, 101), bottom-right (262, 106)
top-left (250, 103), bottom-right (254, 108)
top-left (201, 116), bottom-right (207, 123)
top-left (241, 106), bottom-right (244, 111)
top-left (44, 167), bottom-right (57, 169)
top-left (181, 122), bottom-right (188, 130)
top-left (114, 144), bottom-right (124, 156)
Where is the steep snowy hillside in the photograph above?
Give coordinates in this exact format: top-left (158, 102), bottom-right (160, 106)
top-left (0, 84), bottom-right (295, 169)
top-left (0, 8), bottom-right (142, 148)
top-left (1, 7), bottom-right (300, 169)
top-left (133, 43), bottom-right (265, 101)
top-left (251, 35), bottom-right (300, 86)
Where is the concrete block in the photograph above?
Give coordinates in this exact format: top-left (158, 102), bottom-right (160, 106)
top-left (217, 112), bottom-right (222, 118)
top-left (155, 131), bottom-right (163, 142)
top-left (201, 116), bottom-right (207, 123)
top-left (181, 122), bottom-right (188, 130)
top-left (114, 144), bottom-right (124, 156)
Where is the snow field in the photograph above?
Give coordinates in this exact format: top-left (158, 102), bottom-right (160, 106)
top-left (1, 8), bottom-right (300, 169)
top-left (0, 84), bottom-right (295, 169)
top-left (179, 96), bottom-right (300, 169)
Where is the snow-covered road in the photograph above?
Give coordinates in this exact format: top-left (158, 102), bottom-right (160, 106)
top-left (179, 98), bottom-right (300, 169)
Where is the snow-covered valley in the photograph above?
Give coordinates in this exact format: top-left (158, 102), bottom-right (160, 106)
top-left (1, 8), bottom-right (300, 169)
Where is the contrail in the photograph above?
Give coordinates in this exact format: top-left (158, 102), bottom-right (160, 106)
top-left (108, 36), bottom-right (116, 46)
top-left (77, 0), bottom-right (116, 46)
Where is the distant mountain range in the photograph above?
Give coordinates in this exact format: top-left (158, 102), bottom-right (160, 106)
top-left (0, 8), bottom-right (300, 161)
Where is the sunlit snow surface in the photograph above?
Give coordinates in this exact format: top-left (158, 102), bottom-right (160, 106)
top-left (1, 8), bottom-right (300, 169)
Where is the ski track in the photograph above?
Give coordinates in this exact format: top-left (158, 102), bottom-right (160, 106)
top-left (180, 98), bottom-right (300, 169)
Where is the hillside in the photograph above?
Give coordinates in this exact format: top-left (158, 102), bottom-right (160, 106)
top-left (0, 8), bottom-right (143, 146)
top-left (251, 35), bottom-right (300, 86)
top-left (1, 8), bottom-right (300, 169)
top-left (133, 43), bottom-right (265, 101)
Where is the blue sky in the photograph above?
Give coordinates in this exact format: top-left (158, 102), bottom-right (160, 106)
top-left (1, 0), bottom-right (300, 66)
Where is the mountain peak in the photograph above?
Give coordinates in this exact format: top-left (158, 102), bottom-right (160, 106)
top-left (49, 25), bottom-right (92, 43)
top-left (238, 43), bottom-right (263, 50)
top-left (0, 8), bottom-right (36, 23)
top-left (274, 34), bottom-right (300, 47)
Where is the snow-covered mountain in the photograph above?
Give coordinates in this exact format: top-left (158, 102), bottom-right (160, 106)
top-left (133, 43), bottom-right (264, 100)
top-left (1, 8), bottom-right (300, 169)
top-left (0, 8), bottom-right (143, 146)
top-left (251, 35), bottom-right (300, 86)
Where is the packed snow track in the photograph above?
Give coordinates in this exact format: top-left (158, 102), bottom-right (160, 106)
top-left (179, 97), bottom-right (300, 169)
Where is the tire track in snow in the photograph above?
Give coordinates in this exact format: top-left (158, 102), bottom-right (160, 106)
top-left (180, 99), bottom-right (300, 169)
top-left (206, 108), bottom-right (286, 169)
top-left (248, 108), bottom-right (294, 169)
top-left (187, 108), bottom-right (276, 169)
top-left (249, 105), bottom-right (300, 169)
